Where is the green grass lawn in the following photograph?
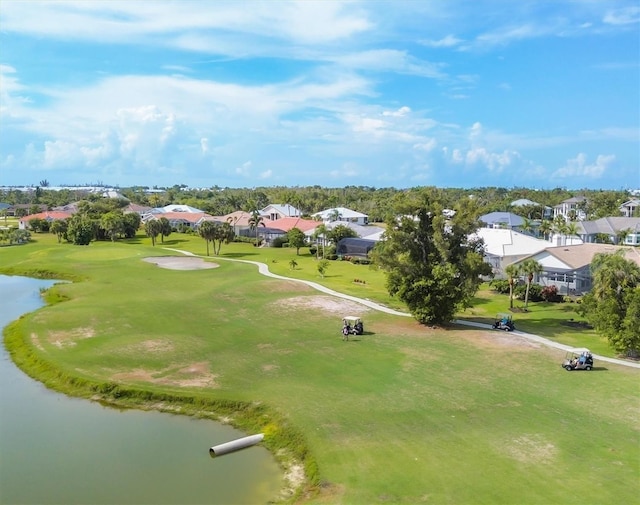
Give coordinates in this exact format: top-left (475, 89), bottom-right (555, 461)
top-left (1, 232), bottom-right (639, 504)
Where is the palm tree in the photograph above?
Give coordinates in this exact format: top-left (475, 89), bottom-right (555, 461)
top-left (329, 208), bottom-right (342, 222)
top-left (248, 210), bottom-right (265, 246)
top-left (226, 215), bottom-right (239, 236)
top-left (553, 216), bottom-right (568, 245)
top-left (198, 220), bottom-right (217, 256)
top-left (616, 228), bottom-right (631, 245)
top-left (158, 217), bottom-right (172, 244)
top-left (519, 217), bottom-right (533, 236)
top-left (518, 259), bottom-right (543, 310)
top-left (505, 263), bottom-right (519, 309)
top-left (289, 259), bottom-right (297, 270)
top-left (312, 223), bottom-right (328, 259)
top-left (565, 221), bottom-right (579, 245)
top-left (144, 219), bottom-right (161, 247)
top-left (538, 219), bottom-right (552, 241)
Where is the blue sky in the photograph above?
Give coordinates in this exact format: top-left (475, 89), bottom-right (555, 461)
top-left (1, 1), bottom-right (638, 190)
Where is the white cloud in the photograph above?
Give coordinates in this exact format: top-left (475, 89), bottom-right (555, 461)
top-left (603, 7), bottom-right (640, 25)
top-left (329, 50), bottom-right (446, 79)
top-left (413, 139), bottom-right (437, 152)
top-left (0, 1), bottom-right (372, 49)
top-left (553, 153), bottom-right (615, 178)
top-left (420, 34), bottom-right (463, 48)
top-left (236, 161), bottom-right (252, 176)
top-left (383, 106), bottom-right (411, 117)
top-left (259, 169), bottom-right (273, 179)
top-left (200, 138), bottom-right (210, 154)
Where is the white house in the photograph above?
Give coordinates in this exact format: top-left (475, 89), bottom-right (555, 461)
top-left (553, 196), bottom-right (587, 221)
top-left (260, 204), bottom-right (301, 220)
top-left (472, 227), bottom-right (550, 275)
top-left (312, 207), bottom-right (369, 225)
top-left (619, 199), bottom-right (640, 218)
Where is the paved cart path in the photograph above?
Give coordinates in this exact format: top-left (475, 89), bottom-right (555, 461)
top-left (165, 248), bottom-right (640, 369)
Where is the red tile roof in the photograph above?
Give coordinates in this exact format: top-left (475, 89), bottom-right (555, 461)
top-left (20, 211), bottom-right (73, 222)
top-left (268, 217), bottom-right (319, 233)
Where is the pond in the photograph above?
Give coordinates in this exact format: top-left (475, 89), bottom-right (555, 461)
top-left (0, 275), bottom-right (283, 504)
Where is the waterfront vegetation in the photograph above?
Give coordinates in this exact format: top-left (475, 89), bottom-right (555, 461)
top-left (1, 232), bottom-right (638, 504)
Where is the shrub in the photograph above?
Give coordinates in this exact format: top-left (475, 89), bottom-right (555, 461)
top-left (514, 283), bottom-right (543, 302)
top-left (309, 246), bottom-right (317, 255)
top-left (490, 279), bottom-right (511, 294)
top-left (540, 285), bottom-right (563, 302)
top-left (271, 236), bottom-right (288, 248)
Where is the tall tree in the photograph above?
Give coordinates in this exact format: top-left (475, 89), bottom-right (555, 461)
top-left (326, 224), bottom-right (358, 245)
top-left (67, 214), bottom-right (95, 245)
top-left (100, 211), bottom-right (124, 242)
top-left (198, 220), bottom-right (217, 256)
top-left (312, 223), bottom-right (328, 259)
top-left (248, 210), bottom-right (265, 246)
top-left (518, 258), bottom-right (543, 309)
top-left (287, 227), bottom-right (306, 255)
top-left (50, 219), bottom-right (68, 243)
top-left (144, 219), bottom-right (161, 247)
top-left (371, 193), bottom-right (491, 325)
top-left (212, 221), bottom-right (235, 255)
top-left (122, 212), bottom-right (141, 239)
top-left (505, 263), bottom-right (519, 309)
top-left (158, 217), bottom-right (172, 244)
top-left (538, 219), bottom-right (553, 241)
top-left (579, 252), bottom-right (640, 356)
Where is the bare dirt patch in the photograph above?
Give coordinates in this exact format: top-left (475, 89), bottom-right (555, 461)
top-left (143, 256), bottom-right (219, 270)
top-left (264, 280), bottom-right (313, 293)
top-left (503, 434), bottom-right (557, 464)
top-left (457, 329), bottom-right (541, 351)
top-left (111, 361), bottom-right (219, 388)
top-left (123, 339), bottom-right (175, 354)
top-left (275, 295), bottom-right (372, 315)
top-left (48, 327), bottom-right (96, 348)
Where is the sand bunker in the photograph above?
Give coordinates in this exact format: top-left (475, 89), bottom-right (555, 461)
top-left (143, 256), bottom-right (219, 270)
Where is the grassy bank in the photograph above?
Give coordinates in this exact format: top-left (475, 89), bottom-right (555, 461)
top-left (1, 233), bottom-right (638, 504)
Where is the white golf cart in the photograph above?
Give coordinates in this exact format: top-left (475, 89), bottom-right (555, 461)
top-left (341, 316), bottom-right (364, 340)
top-left (562, 348), bottom-right (594, 371)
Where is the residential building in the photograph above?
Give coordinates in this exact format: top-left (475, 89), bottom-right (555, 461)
top-left (619, 199), bottom-right (640, 218)
top-left (312, 207), bottom-right (369, 225)
top-left (510, 198), bottom-right (553, 218)
top-left (576, 217), bottom-right (640, 245)
top-left (553, 196), bottom-right (587, 221)
top-left (509, 243), bottom-right (640, 295)
top-left (479, 212), bottom-right (524, 230)
top-left (260, 204), bottom-right (301, 220)
top-left (19, 211), bottom-right (73, 230)
top-left (473, 227), bottom-right (550, 275)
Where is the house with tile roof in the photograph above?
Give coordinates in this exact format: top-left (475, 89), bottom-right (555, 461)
top-left (508, 243), bottom-right (640, 295)
top-left (19, 211), bottom-right (73, 230)
top-left (145, 212), bottom-right (221, 231)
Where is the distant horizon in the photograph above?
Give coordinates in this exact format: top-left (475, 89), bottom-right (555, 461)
top-left (1, 183), bottom-right (639, 194)
top-left (2, 1), bottom-right (639, 190)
